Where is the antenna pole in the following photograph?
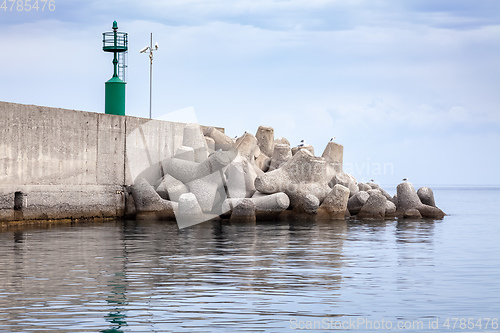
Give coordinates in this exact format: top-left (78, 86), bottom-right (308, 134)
top-left (149, 32), bottom-right (153, 119)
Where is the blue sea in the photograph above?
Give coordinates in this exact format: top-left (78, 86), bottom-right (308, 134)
top-left (1, 187), bottom-right (499, 332)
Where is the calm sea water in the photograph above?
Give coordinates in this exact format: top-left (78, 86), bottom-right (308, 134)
top-left (1, 187), bottom-right (499, 332)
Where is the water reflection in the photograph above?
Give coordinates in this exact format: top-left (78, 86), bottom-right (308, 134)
top-left (0, 210), bottom-right (499, 332)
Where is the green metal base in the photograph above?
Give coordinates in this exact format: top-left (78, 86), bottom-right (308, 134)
top-left (105, 76), bottom-right (126, 116)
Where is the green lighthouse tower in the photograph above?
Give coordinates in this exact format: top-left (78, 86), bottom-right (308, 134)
top-left (102, 21), bottom-right (128, 116)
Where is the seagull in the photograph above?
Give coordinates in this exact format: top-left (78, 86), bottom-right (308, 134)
top-left (298, 139), bottom-right (305, 147)
top-left (330, 136), bottom-right (336, 142)
top-left (403, 178), bottom-right (408, 182)
top-left (234, 135), bottom-right (238, 139)
top-left (370, 179), bottom-right (374, 183)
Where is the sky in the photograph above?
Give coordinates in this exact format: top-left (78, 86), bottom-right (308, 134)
top-left (1, 0), bottom-right (499, 187)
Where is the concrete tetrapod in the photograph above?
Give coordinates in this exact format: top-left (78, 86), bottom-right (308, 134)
top-left (358, 182), bottom-right (371, 192)
top-left (222, 192), bottom-right (290, 219)
top-left (396, 182), bottom-right (445, 219)
top-left (235, 132), bottom-right (259, 162)
top-left (330, 172), bottom-right (359, 197)
top-left (165, 150), bottom-right (235, 184)
top-left (229, 198), bottom-right (256, 222)
top-left (268, 144), bottom-right (292, 172)
top-left (131, 178), bottom-right (177, 220)
top-left (291, 144), bottom-right (314, 156)
top-left (183, 123), bottom-right (209, 162)
top-left (417, 187), bottom-right (436, 207)
top-left (175, 146), bottom-right (195, 162)
top-left (176, 192), bottom-right (214, 229)
top-left (357, 193), bottom-right (386, 219)
top-left (347, 191), bottom-right (369, 215)
top-left (274, 137), bottom-right (290, 146)
top-left (156, 174), bottom-right (189, 202)
top-left (254, 149), bottom-right (330, 209)
top-left (292, 193), bottom-right (320, 217)
top-left (165, 150), bottom-right (236, 213)
top-left (321, 141), bottom-right (343, 175)
top-left (255, 125), bottom-right (275, 158)
top-left (205, 136), bottom-right (215, 152)
top-left (317, 184), bottom-right (350, 219)
top-left (203, 127), bottom-right (235, 151)
top-left (225, 155), bottom-right (257, 199)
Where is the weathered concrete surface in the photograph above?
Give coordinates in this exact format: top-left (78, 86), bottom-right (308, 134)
top-left (255, 126), bottom-right (274, 158)
top-left (358, 182), bottom-right (371, 192)
top-left (404, 208), bottom-right (422, 219)
top-left (223, 192), bottom-right (289, 219)
top-left (0, 101), bottom-right (213, 222)
top-left (130, 178), bottom-right (177, 220)
top-left (225, 155), bottom-right (257, 199)
top-left (417, 187), bottom-right (436, 207)
top-left (317, 184), bottom-right (350, 219)
top-left (268, 144), bottom-right (292, 172)
top-left (357, 193), bottom-right (386, 219)
top-left (0, 185), bottom-right (125, 221)
top-left (274, 137), bottom-right (290, 146)
top-left (347, 191), bottom-right (369, 215)
top-left (292, 193), bottom-right (320, 215)
top-left (203, 127), bottom-right (234, 151)
top-left (182, 123), bottom-right (209, 163)
top-left (255, 149), bottom-right (330, 208)
top-left (229, 198), bottom-right (256, 222)
top-left (396, 182), bottom-right (422, 212)
top-left (321, 141), bottom-right (343, 174)
top-left (156, 174), bottom-right (189, 202)
top-left (329, 173), bottom-right (359, 197)
top-left (396, 182), bottom-right (445, 219)
top-left (292, 144), bottom-right (315, 156)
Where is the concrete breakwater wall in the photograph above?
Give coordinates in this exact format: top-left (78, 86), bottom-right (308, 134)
top-left (0, 101), bottom-right (198, 222)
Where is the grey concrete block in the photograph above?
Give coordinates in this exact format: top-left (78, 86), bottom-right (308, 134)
top-left (156, 174), bottom-right (190, 202)
top-left (357, 193), bottom-right (386, 219)
top-left (255, 153), bottom-right (271, 172)
top-left (204, 127), bottom-right (235, 151)
top-left (255, 125), bottom-right (275, 158)
top-left (205, 136), bottom-right (215, 152)
top-left (417, 187), bottom-right (436, 207)
top-left (274, 137), bottom-right (290, 146)
top-left (293, 193), bottom-right (320, 215)
top-left (223, 192), bottom-right (289, 215)
top-left (329, 172), bottom-right (359, 197)
top-left (229, 198), bottom-right (256, 222)
top-left (255, 149), bottom-right (330, 208)
top-left (358, 182), bottom-right (371, 191)
top-left (317, 184), bottom-right (350, 219)
top-left (416, 204), bottom-right (445, 219)
top-left (404, 208), bottom-right (422, 219)
top-left (225, 155), bottom-right (257, 199)
top-left (347, 191), bottom-right (369, 215)
top-left (321, 141), bottom-right (343, 174)
top-left (183, 123), bottom-right (209, 163)
top-left (131, 178), bottom-right (176, 220)
top-left (235, 132), bottom-right (259, 162)
top-left (176, 192), bottom-right (210, 229)
top-left (292, 144), bottom-right (315, 156)
top-left (385, 200), bottom-right (396, 214)
top-left (268, 144), bottom-right (292, 172)
top-left (175, 146), bottom-right (195, 162)
top-left (396, 182), bottom-right (422, 212)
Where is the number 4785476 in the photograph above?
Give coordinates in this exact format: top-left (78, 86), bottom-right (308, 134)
top-left (1, 0), bottom-right (56, 12)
